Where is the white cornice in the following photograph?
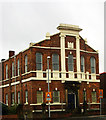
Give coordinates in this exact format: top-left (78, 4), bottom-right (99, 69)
top-left (11, 81), bottom-right (20, 86)
top-left (0, 84), bottom-right (9, 88)
top-left (0, 77), bottom-right (100, 88)
top-left (31, 46), bottom-right (60, 49)
top-left (80, 50), bottom-right (98, 54)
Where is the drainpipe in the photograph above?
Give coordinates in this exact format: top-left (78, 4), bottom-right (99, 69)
top-left (14, 56), bottom-right (17, 105)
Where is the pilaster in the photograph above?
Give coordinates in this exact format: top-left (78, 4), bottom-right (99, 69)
top-left (60, 33), bottom-right (66, 79)
top-left (76, 35), bottom-right (81, 73)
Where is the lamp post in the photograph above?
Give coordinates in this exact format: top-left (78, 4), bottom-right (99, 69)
top-left (47, 56), bottom-right (50, 118)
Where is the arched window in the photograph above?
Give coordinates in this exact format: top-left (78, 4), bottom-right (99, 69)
top-left (6, 64), bottom-right (8, 79)
top-left (90, 57), bottom-right (96, 73)
top-left (36, 52), bottom-right (42, 70)
top-left (37, 91), bottom-right (43, 103)
top-left (92, 91), bottom-right (96, 103)
top-left (52, 53), bottom-right (59, 70)
top-left (25, 90), bottom-right (28, 103)
top-left (81, 56), bottom-right (85, 72)
top-left (25, 55), bottom-right (28, 73)
top-left (68, 54), bottom-right (74, 71)
top-left (17, 59), bottom-right (20, 76)
top-left (53, 91), bottom-right (60, 103)
top-left (12, 62), bottom-right (14, 77)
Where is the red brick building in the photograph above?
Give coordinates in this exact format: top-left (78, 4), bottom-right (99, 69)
top-left (100, 72), bottom-right (106, 98)
top-left (0, 24), bottom-right (100, 117)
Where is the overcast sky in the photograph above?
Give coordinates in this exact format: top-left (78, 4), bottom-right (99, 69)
top-left (0, 0), bottom-right (105, 73)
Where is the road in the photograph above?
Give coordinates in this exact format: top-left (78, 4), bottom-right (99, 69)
top-left (51, 115), bottom-right (106, 120)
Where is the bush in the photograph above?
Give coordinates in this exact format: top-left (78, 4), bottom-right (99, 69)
top-left (8, 104), bottom-right (18, 114)
top-left (1, 102), bottom-right (8, 115)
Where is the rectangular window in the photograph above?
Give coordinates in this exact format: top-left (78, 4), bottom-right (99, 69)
top-left (6, 94), bottom-right (8, 105)
top-left (12, 62), bottom-right (14, 77)
top-left (6, 64), bottom-right (8, 79)
top-left (37, 91), bottom-right (43, 103)
top-left (53, 91), bottom-right (60, 103)
top-left (17, 59), bottom-right (20, 76)
top-left (25, 90), bottom-right (28, 103)
top-left (18, 91), bottom-right (20, 104)
top-left (25, 55), bottom-right (28, 73)
top-left (12, 92), bottom-right (14, 105)
top-left (92, 91), bottom-right (96, 103)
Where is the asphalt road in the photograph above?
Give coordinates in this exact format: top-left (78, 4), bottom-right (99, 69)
top-left (51, 115), bottom-right (106, 120)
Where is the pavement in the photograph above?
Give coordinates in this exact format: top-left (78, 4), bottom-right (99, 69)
top-left (50, 115), bottom-right (106, 120)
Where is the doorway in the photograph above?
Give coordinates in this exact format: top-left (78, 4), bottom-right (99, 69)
top-left (68, 92), bottom-right (76, 110)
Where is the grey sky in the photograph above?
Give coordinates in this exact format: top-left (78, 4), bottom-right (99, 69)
top-left (0, 0), bottom-right (104, 73)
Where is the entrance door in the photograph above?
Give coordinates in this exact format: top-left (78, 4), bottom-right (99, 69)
top-left (68, 93), bottom-right (76, 110)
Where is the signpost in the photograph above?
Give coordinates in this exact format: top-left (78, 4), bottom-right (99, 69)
top-left (99, 89), bottom-right (103, 115)
top-left (47, 56), bottom-right (50, 118)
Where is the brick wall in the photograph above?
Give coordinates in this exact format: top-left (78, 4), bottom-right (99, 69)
top-left (1, 32), bottom-right (100, 112)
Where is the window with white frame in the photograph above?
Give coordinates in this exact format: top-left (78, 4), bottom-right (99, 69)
top-left (17, 59), bottom-right (20, 76)
top-left (37, 91), bottom-right (43, 103)
top-left (12, 92), bottom-right (14, 105)
top-left (12, 62), bottom-right (14, 77)
top-left (52, 54), bottom-right (59, 70)
top-left (6, 64), bottom-right (8, 79)
top-left (18, 91), bottom-right (20, 104)
top-left (25, 90), bottom-right (28, 103)
top-left (25, 55), bottom-right (28, 73)
top-left (81, 56), bottom-right (85, 72)
top-left (92, 91), bottom-right (97, 103)
top-left (53, 91), bottom-right (60, 103)
top-left (6, 94), bottom-right (8, 105)
top-left (90, 57), bottom-right (96, 73)
top-left (68, 54), bottom-right (74, 71)
top-left (36, 52), bottom-right (42, 70)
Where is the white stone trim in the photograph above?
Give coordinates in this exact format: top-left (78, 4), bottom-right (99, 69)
top-left (2, 79), bottom-right (9, 82)
top-left (65, 48), bottom-right (98, 54)
top-left (32, 46), bottom-right (60, 49)
top-left (0, 77), bottom-right (100, 88)
top-left (60, 33), bottom-right (66, 72)
top-left (76, 35), bottom-right (80, 73)
top-left (0, 84), bottom-right (9, 88)
top-left (30, 103), bottom-right (66, 106)
top-left (32, 109), bottom-right (65, 113)
top-left (50, 109), bottom-right (65, 112)
top-left (52, 70), bottom-right (59, 79)
top-left (80, 49), bottom-right (98, 54)
top-left (80, 103), bottom-right (100, 105)
top-left (11, 81), bottom-right (20, 86)
top-left (24, 102), bottom-right (28, 105)
top-left (22, 71), bottom-right (31, 76)
top-left (36, 70), bottom-right (43, 78)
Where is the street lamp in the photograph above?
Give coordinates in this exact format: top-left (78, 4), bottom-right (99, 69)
top-left (47, 56), bottom-right (50, 118)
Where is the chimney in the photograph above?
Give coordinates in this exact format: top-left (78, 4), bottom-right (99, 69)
top-left (9, 51), bottom-right (15, 58)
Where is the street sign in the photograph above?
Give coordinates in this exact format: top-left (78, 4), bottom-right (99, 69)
top-left (46, 92), bottom-right (51, 102)
top-left (99, 89), bottom-right (103, 98)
